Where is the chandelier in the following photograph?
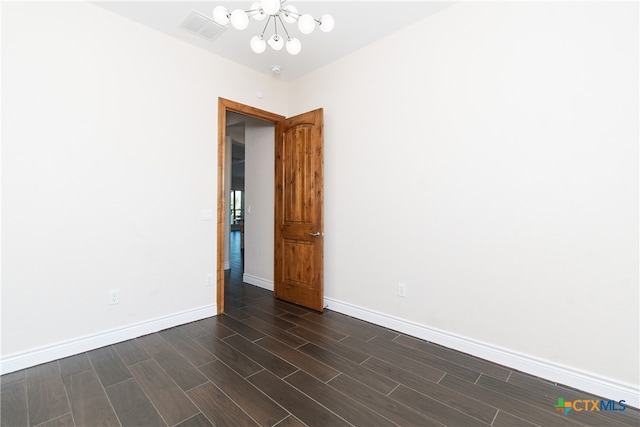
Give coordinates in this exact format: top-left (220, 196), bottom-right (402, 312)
top-left (212, 0), bottom-right (334, 55)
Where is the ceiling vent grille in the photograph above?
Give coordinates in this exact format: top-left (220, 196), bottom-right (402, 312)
top-left (179, 10), bottom-right (226, 41)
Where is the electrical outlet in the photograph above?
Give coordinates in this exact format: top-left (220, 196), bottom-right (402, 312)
top-left (206, 273), bottom-right (214, 287)
top-left (398, 283), bottom-right (407, 298)
top-left (109, 289), bottom-right (120, 305)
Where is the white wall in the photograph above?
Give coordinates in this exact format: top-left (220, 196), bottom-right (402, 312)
top-left (1, 1), bottom-right (287, 369)
top-left (243, 119), bottom-right (275, 288)
top-left (290, 1), bottom-right (639, 399)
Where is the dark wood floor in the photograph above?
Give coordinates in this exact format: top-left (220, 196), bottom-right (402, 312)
top-left (2, 233), bottom-right (639, 426)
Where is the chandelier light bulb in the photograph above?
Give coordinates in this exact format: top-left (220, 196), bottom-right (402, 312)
top-left (250, 2), bottom-right (266, 21)
top-left (212, 6), bottom-right (229, 25)
top-left (286, 37), bottom-right (301, 55)
top-left (319, 14), bottom-right (334, 33)
top-left (298, 14), bottom-right (315, 35)
top-left (268, 34), bottom-right (284, 50)
top-left (283, 5), bottom-right (298, 24)
top-left (261, 0), bottom-right (281, 16)
top-left (230, 9), bottom-right (249, 30)
top-left (250, 35), bottom-right (267, 53)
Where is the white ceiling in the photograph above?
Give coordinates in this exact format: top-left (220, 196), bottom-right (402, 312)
top-left (92, 1), bottom-right (454, 81)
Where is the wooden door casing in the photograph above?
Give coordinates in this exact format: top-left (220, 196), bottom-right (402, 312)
top-left (217, 98), bottom-right (284, 314)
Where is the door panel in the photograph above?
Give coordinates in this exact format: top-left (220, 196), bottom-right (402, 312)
top-left (274, 109), bottom-right (324, 311)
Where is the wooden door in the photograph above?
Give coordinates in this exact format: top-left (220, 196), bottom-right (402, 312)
top-left (274, 109), bottom-right (324, 311)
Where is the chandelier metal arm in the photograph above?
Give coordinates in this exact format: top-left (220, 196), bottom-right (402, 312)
top-left (258, 15), bottom-right (271, 39)
top-left (272, 14), bottom-right (280, 39)
top-left (277, 14), bottom-right (291, 39)
top-left (283, 9), bottom-right (300, 21)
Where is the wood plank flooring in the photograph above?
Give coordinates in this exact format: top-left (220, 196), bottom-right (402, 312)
top-left (2, 232), bottom-right (639, 426)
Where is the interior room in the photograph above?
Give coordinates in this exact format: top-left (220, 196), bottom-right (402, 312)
top-left (2, 1), bottom-right (638, 425)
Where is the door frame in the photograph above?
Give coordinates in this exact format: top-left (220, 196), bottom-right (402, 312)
top-left (216, 98), bottom-right (285, 314)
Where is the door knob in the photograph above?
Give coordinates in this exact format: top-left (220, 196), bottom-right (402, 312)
top-left (309, 232), bottom-right (322, 237)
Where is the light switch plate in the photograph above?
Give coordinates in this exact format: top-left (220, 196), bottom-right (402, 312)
top-left (202, 209), bottom-right (213, 221)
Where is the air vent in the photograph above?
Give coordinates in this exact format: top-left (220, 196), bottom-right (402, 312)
top-left (179, 10), bottom-right (226, 41)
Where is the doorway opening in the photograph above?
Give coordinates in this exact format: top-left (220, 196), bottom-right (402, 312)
top-left (216, 98), bottom-right (284, 314)
top-left (224, 111), bottom-right (275, 298)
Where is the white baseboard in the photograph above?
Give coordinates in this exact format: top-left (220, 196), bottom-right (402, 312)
top-left (243, 273), bottom-right (273, 291)
top-left (0, 304), bottom-right (217, 375)
top-left (324, 297), bottom-right (640, 409)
